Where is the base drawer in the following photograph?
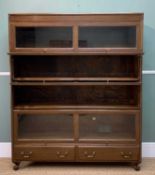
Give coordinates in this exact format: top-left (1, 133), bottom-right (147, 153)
top-left (13, 146), bottom-right (75, 161)
top-left (77, 146), bottom-right (140, 162)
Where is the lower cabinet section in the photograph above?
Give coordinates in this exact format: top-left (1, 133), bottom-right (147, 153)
top-left (13, 145), bottom-right (140, 162)
top-left (14, 110), bottom-right (139, 143)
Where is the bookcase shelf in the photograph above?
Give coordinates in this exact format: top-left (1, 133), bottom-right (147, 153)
top-left (9, 13), bottom-right (143, 170)
top-left (11, 55), bottom-right (140, 82)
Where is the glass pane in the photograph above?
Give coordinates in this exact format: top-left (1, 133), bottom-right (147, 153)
top-left (16, 27), bottom-right (72, 48)
top-left (18, 114), bottom-right (73, 139)
top-left (79, 114), bottom-right (135, 140)
top-left (13, 85), bottom-right (139, 107)
top-left (13, 55), bottom-right (138, 79)
top-left (79, 26), bottom-right (136, 48)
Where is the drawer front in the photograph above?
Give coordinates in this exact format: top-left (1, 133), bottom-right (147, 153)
top-left (13, 146), bottom-right (75, 161)
top-left (77, 146), bottom-right (140, 162)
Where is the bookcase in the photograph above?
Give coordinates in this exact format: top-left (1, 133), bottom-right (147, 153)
top-left (9, 13), bottom-right (143, 170)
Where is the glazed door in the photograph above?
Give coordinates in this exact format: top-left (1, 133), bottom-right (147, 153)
top-left (78, 23), bottom-right (142, 54)
top-left (78, 110), bottom-right (140, 144)
top-left (13, 110), bottom-right (75, 143)
top-left (10, 24), bottom-right (74, 52)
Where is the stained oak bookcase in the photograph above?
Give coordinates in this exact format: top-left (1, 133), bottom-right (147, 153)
top-left (9, 13), bottom-right (143, 170)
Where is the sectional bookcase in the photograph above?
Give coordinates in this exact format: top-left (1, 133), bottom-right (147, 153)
top-left (9, 13), bottom-right (143, 170)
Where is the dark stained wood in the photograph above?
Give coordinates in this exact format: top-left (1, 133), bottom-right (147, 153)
top-left (11, 82), bottom-right (142, 85)
top-left (9, 13), bottom-right (143, 170)
top-left (74, 113), bottom-right (79, 143)
top-left (77, 146), bottom-right (140, 162)
top-left (13, 146), bottom-right (75, 161)
top-left (12, 84), bottom-right (140, 108)
top-left (9, 13), bottom-right (144, 23)
top-left (9, 13), bottom-right (143, 54)
top-left (8, 51), bottom-right (144, 55)
top-left (11, 55), bottom-right (141, 82)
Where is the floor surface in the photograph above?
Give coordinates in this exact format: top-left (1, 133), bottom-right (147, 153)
top-left (0, 158), bottom-right (155, 175)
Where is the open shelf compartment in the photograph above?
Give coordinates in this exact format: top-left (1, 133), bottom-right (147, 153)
top-left (12, 84), bottom-right (140, 109)
top-left (11, 55), bottom-right (141, 82)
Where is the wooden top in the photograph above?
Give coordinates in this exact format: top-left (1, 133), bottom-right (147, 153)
top-left (9, 13), bottom-right (144, 16)
top-left (9, 13), bottom-right (144, 23)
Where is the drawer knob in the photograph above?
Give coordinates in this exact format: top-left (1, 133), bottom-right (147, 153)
top-left (20, 151), bottom-right (33, 159)
top-left (20, 151), bottom-right (24, 155)
top-left (23, 155), bottom-right (30, 158)
top-left (120, 152), bottom-right (132, 159)
top-left (43, 48), bottom-right (47, 52)
top-left (29, 151), bottom-right (33, 155)
top-left (84, 151), bottom-right (96, 158)
top-left (56, 151), bottom-right (68, 158)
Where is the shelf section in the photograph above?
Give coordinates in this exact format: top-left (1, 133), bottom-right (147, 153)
top-left (12, 84), bottom-right (140, 108)
top-left (11, 55), bottom-right (141, 82)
